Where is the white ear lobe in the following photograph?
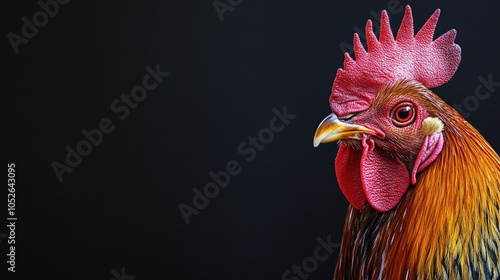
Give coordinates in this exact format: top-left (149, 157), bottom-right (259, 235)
top-left (421, 117), bottom-right (444, 135)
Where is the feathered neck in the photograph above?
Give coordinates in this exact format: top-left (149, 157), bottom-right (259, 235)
top-left (400, 112), bottom-right (500, 278)
top-left (335, 111), bottom-right (500, 279)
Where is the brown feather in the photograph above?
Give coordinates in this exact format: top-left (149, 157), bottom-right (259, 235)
top-left (334, 80), bottom-right (500, 279)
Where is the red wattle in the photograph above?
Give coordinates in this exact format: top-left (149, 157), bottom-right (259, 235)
top-left (335, 143), bottom-right (366, 210)
top-left (360, 137), bottom-right (410, 212)
top-left (335, 137), bottom-right (411, 212)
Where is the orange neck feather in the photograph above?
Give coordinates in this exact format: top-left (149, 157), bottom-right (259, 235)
top-left (335, 110), bottom-right (500, 279)
top-left (400, 116), bottom-right (500, 278)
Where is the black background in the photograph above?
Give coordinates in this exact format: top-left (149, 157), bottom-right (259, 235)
top-left (4, 0), bottom-right (500, 279)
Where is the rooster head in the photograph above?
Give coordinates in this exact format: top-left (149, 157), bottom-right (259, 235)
top-left (313, 6), bottom-right (461, 212)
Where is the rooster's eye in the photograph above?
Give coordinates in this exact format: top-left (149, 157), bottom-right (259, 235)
top-left (392, 103), bottom-right (415, 127)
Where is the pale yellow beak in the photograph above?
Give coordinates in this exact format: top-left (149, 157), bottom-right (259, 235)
top-left (313, 113), bottom-right (375, 147)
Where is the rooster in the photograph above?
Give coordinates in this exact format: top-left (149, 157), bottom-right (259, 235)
top-left (313, 6), bottom-right (500, 279)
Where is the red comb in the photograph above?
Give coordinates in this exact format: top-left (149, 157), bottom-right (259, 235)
top-left (330, 5), bottom-right (461, 117)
